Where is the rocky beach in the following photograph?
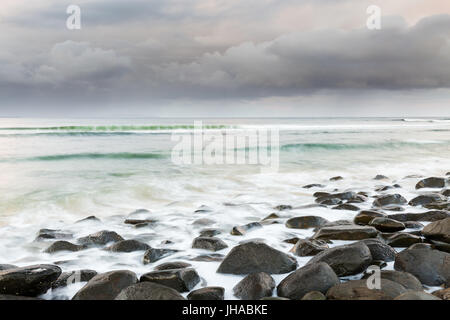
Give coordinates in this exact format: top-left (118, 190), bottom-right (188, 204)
top-left (1, 173), bottom-right (449, 300)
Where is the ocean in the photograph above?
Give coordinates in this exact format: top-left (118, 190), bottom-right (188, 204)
top-left (0, 117), bottom-right (449, 299)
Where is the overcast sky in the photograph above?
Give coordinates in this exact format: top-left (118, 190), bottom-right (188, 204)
top-left (0, 0), bottom-right (449, 117)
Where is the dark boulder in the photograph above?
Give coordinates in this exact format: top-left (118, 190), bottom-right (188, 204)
top-left (394, 248), bottom-right (450, 286)
top-left (231, 222), bottom-right (262, 235)
top-left (115, 282), bottom-right (185, 300)
top-left (72, 270), bottom-right (137, 300)
top-left (106, 240), bottom-right (150, 253)
top-left (217, 242), bottom-right (297, 275)
top-left (290, 239), bottom-right (328, 257)
top-left (190, 254), bottom-right (224, 262)
top-left (373, 194), bottom-right (407, 207)
top-left (154, 262), bottom-right (191, 271)
top-left (285, 216), bottom-right (329, 229)
top-left (75, 216), bottom-right (101, 223)
top-left (422, 217), bottom-right (450, 243)
top-left (353, 210), bottom-right (386, 225)
top-left (329, 176), bottom-right (343, 181)
top-left (35, 229), bottom-right (72, 241)
top-left (140, 268), bottom-right (200, 292)
top-left (404, 221), bottom-right (424, 229)
top-left (387, 233), bottom-right (423, 247)
top-left (359, 239), bottom-right (396, 262)
top-left (307, 242), bottom-right (372, 277)
top-left (233, 272), bottom-right (275, 300)
top-left (369, 217), bottom-right (405, 232)
top-left (374, 174), bottom-right (389, 180)
top-left (44, 241), bottom-right (86, 253)
top-left (0, 264), bottom-right (61, 296)
top-left (415, 177), bottom-right (446, 189)
top-left (192, 237), bottom-right (228, 251)
top-left (187, 287), bottom-right (224, 300)
top-left (199, 228), bottom-right (221, 237)
top-left (303, 184), bottom-right (325, 189)
top-left (409, 194), bottom-right (446, 206)
top-left (332, 204), bottom-right (360, 211)
top-left (52, 270), bottom-right (97, 289)
top-left (388, 211), bottom-right (450, 222)
top-left (312, 225), bottom-right (378, 241)
top-left (326, 279), bottom-right (407, 300)
top-left (394, 291), bottom-right (441, 300)
top-left (78, 230), bottom-right (124, 246)
top-left (143, 248), bottom-right (178, 265)
top-left (277, 262), bottom-right (339, 300)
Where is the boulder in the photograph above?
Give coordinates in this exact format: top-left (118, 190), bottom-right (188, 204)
top-left (72, 270), bottom-right (137, 300)
top-left (277, 262), bottom-right (339, 299)
top-left (285, 216), bottom-right (329, 229)
top-left (217, 242), bottom-right (297, 275)
top-left (187, 287), bottom-right (224, 300)
top-left (44, 241), bottom-right (86, 253)
top-left (387, 233), bottom-right (423, 247)
top-left (312, 225), bottom-right (378, 241)
top-left (404, 221), bottom-right (424, 229)
top-left (369, 218), bottom-right (405, 232)
top-left (332, 204), bottom-right (360, 211)
top-left (306, 242), bottom-right (372, 276)
top-left (75, 216), bottom-right (101, 223)
top-left (115, 282), bottom-right (185, 300)
top-left (388, 211), bottom-right (450, 222)
top-left (329, 176), bottom-right (343, 181)
top-left (326, 279), bottom-right (407, 300)
top-left (359, 239), bottom-right (396, 262)
top-left (106, 240), bottom-right (150, 253)
top-left (231, 222), bottom-right (262, 235)
top-left (374, 175), bottom-right (389, 180)
top-left (409, 194), bottom-right (446, 206)
top-left (143, 248), bottom-right (178, 265)
top-left (140, 268), bottom-right (200, 292)
top-left (78, 230), bottom-right (124, 246)
top-left (190, 254), bottom-right (224, 262)
top-left (192, 237), bottom-right (228, 251)
top-left (194, 205), bottom-right (213, 213)
top-left (415, 177), bottom-right (446, 189)
top-left (274, 205), bottom-right (292, 211)
top-left (35, 229), bottom-right (72, 241)
top-left (0, 264), bottom-right (62, 296)
top-left (354, 210), bottom-right (386, 225)
top-left (394, 291), bottom-right (441, 300)
top-left (303, 184), bottom-right (325, 189)
top-left (394, 248), bottom-right (450, 286)
top-left (154, 262), bottom-right (191, 271)
top-left (422, 218), bottom-right (450, 243)
top-left (199, 228), bottom-right (221, 237)
top-left (233, 272), bottom-right (275, 300)
top-left (290, 239), bottom-right (328, 257)
top-left (373, 194), bottom-right (407, 207)
top-left (52, 270), bottom-right (97, 289)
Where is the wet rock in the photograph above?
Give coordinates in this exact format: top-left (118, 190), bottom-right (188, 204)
top-left (442, 189), bottom-right (450, 197)
top-left (428, 240), bottom-right (450, 254)
top-left (303, 184), bottom-right (325, 189)
top-left (106, 240), bottom-right (150, 253)
top-left (35, 229), bottom-right (73, 241)
top-left (231, 222), bottom-right (262, 235)
top-left (404, 221), bottom-right (424, 229)
top-left (354, 210), bottom-right (386, 225)
top-left (194, 205), bottom-right (213, 213)
top-left (316, 191), bottom-right (357, 203)
top-left (422, 218), bottom-right (450, 243)
top-left (285, 216), bottom-right (329, 229)
top-left (332, 203), bottom-right (360, 211)
top-left (326, 279), bottom-right (407, 300)
top-left (190, 254), bottom-right (224, 262)
top-left (72, 270), bottom-right (137, 300)
top-left (143, 248), bottom-right (178, 264)
top-left (383, 205), bottom-right (405, 212)
top-left (274, 205), bottom-right (292, 211)
top-left (192, 218), bottom-right (215, 226)
top-left (301, 291), bottom-right (326, 300)
top-left (44, 241), bottom-right (86, 253)
top-left (374, 175), bottom-right (389, 180)
top-left (362, 270), bottom-right (422, 291)
top-left (0, 265), bottom-right (16, 271)
top-left (415, 177), bottom-right (446, 189)
top-left (359, 239), bottom-right (396, 262)
top-left (312, 225), bottom-right (378, 241)
top-left (233, 272), bottom-right (275, 300)
top-left (313, 191), bottom-right (331, 198)
top-left (369, 217), bottom-right (405, 232)
top-left (277, 262), bottom-right (339, 300)
top-left (424, 202), bottom-right (450, 210)
top-left (409, 194), bottom-right (446, 206)
top-left (75, 216), bottom-right (101, 223)
top-left (52, 270), bottom-right (97, 289)
top-left (78, 230), bottom-right (124, 246)
top-left (124, 219), bottom-right (156, 226)
top-left (394, 291), bottom-right (441, 300)
top-left (140, 268), bottom-right (200, 292)
top-left (317, 198), bottom-right (342, 205)
top-left (394, 248), bottom-right (450, 286)
top-left (192, 237), bottom-right (228, 251)
top-left (307, 242), bottom-right (372, 277)
top-left (373, 194), bottom-right (407, 207)
top-left (386, 233), bottom-right (423, 247)
top-left (217, 242), bottom-right (297, 275)
top-left (262, 213), bottom-right (280, 221)
top-left (115, 282), bottom-right (185, 300)
top-left (154, 262), bottom-right (191, 271)
top-left (388, 211), bottom-right (450, 222)
top-left (329, 176), bottom-right (343, 181)
top-left (0, 264), bottom-right (62, 297)
top-left (347, 194), bottom-right (368, 204)
top-left (315, 220), bottom-right (353, 231)
top-left (290, 239), bottom-right (328, 257)
top-left (199, 228), bottom-right (221, 237)
top-left (187, 287), bottom-right (224, 300)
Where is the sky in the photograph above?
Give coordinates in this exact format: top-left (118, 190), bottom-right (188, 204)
top-left (0, 0), bottom-right (449, 117)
